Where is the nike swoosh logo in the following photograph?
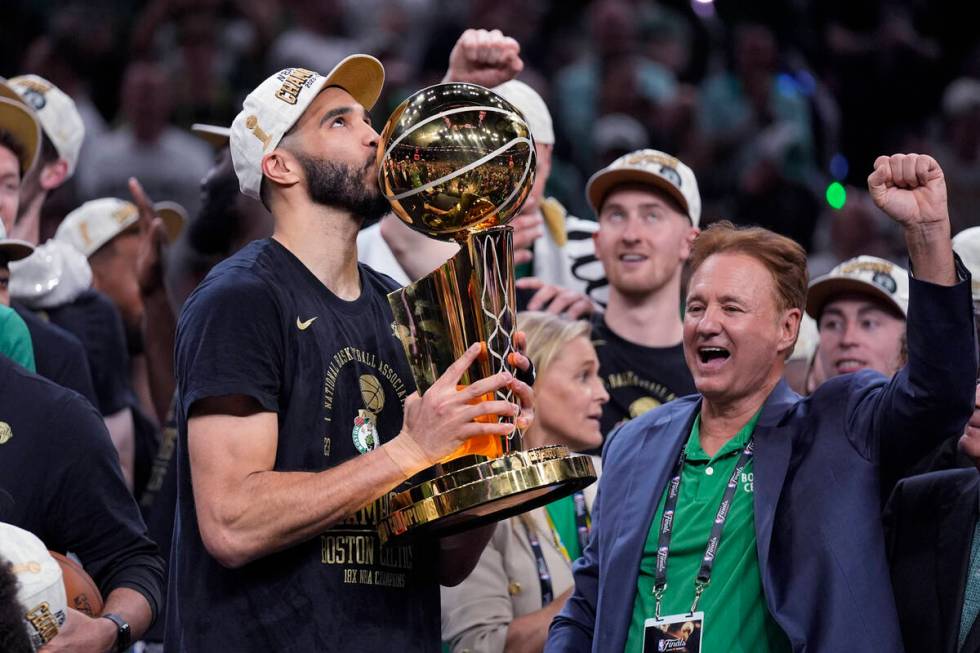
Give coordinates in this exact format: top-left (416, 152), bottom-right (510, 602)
top-left (296, 316), bottom-right (318, 330)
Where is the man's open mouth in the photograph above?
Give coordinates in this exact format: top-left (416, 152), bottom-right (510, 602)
top-left (698, 346), bottom-right (731, 365)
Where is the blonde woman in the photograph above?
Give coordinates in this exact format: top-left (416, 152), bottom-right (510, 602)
top-left (441, 312), bottom-right (609, 653)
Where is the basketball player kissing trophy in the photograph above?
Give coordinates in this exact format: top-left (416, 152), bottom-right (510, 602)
top-left (376, 83), bottom-right (597, 542)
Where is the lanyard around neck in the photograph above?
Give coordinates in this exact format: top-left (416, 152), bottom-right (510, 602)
top-left (653, 439), bottom-right (755, 618)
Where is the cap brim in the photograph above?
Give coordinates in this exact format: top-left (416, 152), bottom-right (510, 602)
top-left (191, 123), bottom-right (230, 149)
top-left (0, 239), bottom-right (35, 261)
top-left (0, 97), bottom-right (39, 175)
top-left (586, 168), bottom-right (689, 218)
top-left (806, 276), bottom-right (906, 319)
top-left (322, 55), bottom-right (385, 111)
top-left (154, 201), bottom-right (187, 243)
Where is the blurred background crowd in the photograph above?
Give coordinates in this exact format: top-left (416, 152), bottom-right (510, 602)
top-left (3, 0), bottom-right (980, 275)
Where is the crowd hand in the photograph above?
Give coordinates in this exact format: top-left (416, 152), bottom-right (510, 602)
top-left (128, 177), bottom-right (168, 296)
top-left (40, 608), bottom-right (116, 653)
top-left (959, 385), bottom-right (980, 463)
top-left (511, 210), bottom-right (544, 265)
top-left (867, 153), bottom-right (949, 231)
top-left (387, 342), bottom-right (534, 476)
top-left (444, 28), bottom-right (523, 88)
top-left (517, 277), bottom-right (597, 320)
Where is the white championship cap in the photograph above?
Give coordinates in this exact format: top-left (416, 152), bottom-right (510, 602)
top-left (0, 522), bottom-right (67, 651)
top-left (230, 56), bottom-right (385, 200)
top-left (55, 198), bottom-right (139, 257)
top-left (55, 197), bottom-right (186, 259)
top-left (491, 80), bottom-right (554, 145)
top-left (953, 226), bottom-right (980, 302)
top-left (0, 75), bottom-right (84, 177)
top-left (191, 123), bottom-right (231, 149)
top-left (806, 255), bottom-right (910, 319)
top-left (9, 239), bottom-right (92, 309)
top-left (0, 220), bottom-right (34, 262)
top-left (585, 149), bottom-right (702, 227)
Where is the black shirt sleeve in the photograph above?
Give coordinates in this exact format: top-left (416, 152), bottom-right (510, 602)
top-left (175, 268), bottom-right (285, 414)
top-left (43, 386), bottom-right (164, 619)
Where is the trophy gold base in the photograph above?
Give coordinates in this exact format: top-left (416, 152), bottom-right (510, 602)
top-left (377, 445), bottom-right (597, 544)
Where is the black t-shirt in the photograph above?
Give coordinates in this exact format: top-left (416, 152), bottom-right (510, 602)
top-left (41, 289), bottom-right (132, 416)
top-left (166, 239), bottom-right (439, 653)
top-left (0, 356), bottom-right (164, 617)
top-left (12, 301), bottom-right (97, 406)
top-left (592, 315), bottom-right (697, 443)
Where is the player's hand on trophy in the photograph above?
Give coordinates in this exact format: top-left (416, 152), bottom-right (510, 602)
top-left (444, 28), bottom-right (523, 88)
top-left (868, 153), bottom-right (949, 231)
top-left (517, 277), bottom-right (597, 319)
top-left (391, 342), bottom-right (534, 475)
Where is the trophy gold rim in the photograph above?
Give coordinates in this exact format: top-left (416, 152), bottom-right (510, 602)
top-left (377, 446), bottom-right (597, 543)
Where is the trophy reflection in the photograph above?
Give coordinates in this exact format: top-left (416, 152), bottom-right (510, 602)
top-left (376, 82), bottom-right (596, 542)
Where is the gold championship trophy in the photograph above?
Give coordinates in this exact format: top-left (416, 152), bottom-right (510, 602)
top-left (376, 83), bottom-right (597, 542)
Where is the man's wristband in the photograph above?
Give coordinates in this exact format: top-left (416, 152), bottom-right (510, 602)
top-left (101, 612), bottom-right (131, 652)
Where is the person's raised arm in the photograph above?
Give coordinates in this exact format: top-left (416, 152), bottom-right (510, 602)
top-left (868, 153), bottom-right (955, 285)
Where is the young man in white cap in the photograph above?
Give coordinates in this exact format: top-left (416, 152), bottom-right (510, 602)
top-left (168, 56), bottom-right (534, 651)
top-left (806, 255), bottom-right (911, 380)
top-left (0, 75), bottom-right (144, 491)
top-left (0, 92), bottom-right (96, 401)
top-left (0, 74), bottom-right (83, 244)
top-left (0, 352), bottom-right (165, 652)
top-left (585, 149), bottom-right (699, 443)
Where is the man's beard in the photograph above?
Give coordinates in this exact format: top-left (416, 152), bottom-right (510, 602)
top-left (295, 152), bottom-right (390, 225)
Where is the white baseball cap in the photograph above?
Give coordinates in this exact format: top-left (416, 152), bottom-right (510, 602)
top-left (491, 80), bottom-right (554, 145)
top-left (0, 75), bottom-right (84, 177)
top-left (230, 56), bottom-right (385, 200)
top-left (807, 255), bottom-right (910, 320)
top-left (0, 220), bottom-right (34, 262)
top-left (953, 227), bottom-right (980, 302)
top-left (9, 239), bottom-right (93, 309)
top-left (191, 123), bottom-right (231, 149)
top-left (55, 198), bottom-right (139, 258)
top-left (0, 522), bottom-right (67, 651)
top-left (586, 149), bottom-right (702, 227)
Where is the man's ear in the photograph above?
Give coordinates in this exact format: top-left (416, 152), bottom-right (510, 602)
top-left (779, 307), bottom-right (803, 358)
top-left (40, 159), bottom-right (69, 191)
top-left (261, 148), bottom-right (303, 191)
top-left (679, 225), bottom-right (700, 261)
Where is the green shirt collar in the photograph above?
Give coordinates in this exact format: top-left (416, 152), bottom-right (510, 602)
top-left (685, 407), bottom-right (763, 462)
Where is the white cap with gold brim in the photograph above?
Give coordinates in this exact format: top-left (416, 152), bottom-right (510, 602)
top-left (191, 123), bottom-right (231, 149)
top-left (230, 55), bottom-right (385, 200)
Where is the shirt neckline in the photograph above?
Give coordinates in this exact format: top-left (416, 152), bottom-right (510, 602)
top-left (267, 238), bottom-right (375, 315)
top-left (685, 408), bottom-right (762, 463)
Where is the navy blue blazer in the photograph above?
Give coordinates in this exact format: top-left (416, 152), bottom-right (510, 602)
top-left (546, 276), bottom-right (976, 652)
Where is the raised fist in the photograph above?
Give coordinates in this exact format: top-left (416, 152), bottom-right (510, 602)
top-left (867, 153), bottom-right (949, 231)
top-left (444, 29), bottom-right (523, 88)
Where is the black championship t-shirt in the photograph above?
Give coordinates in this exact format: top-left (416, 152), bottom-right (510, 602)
top-left (592, 315), bottom-right (697, 444)
top-left (166, 239), bottom-right (438, 653)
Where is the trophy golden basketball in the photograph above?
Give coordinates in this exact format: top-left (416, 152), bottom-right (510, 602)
top-left (376, 82), bottom-right (597, 542)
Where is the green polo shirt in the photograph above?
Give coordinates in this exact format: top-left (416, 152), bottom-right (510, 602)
top-left (624, 411), bottom-right (791, 652)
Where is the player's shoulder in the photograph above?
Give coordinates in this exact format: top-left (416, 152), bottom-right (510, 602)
top-left (360, 262), bottom-right (403, 295)
top-left (181, 240), bottom-right (285, 319)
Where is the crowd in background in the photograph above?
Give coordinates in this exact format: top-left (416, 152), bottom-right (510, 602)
top-left (0, 1), bottom-right (980, 652)
top-left (3, 0), bottom-right (980, 271)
